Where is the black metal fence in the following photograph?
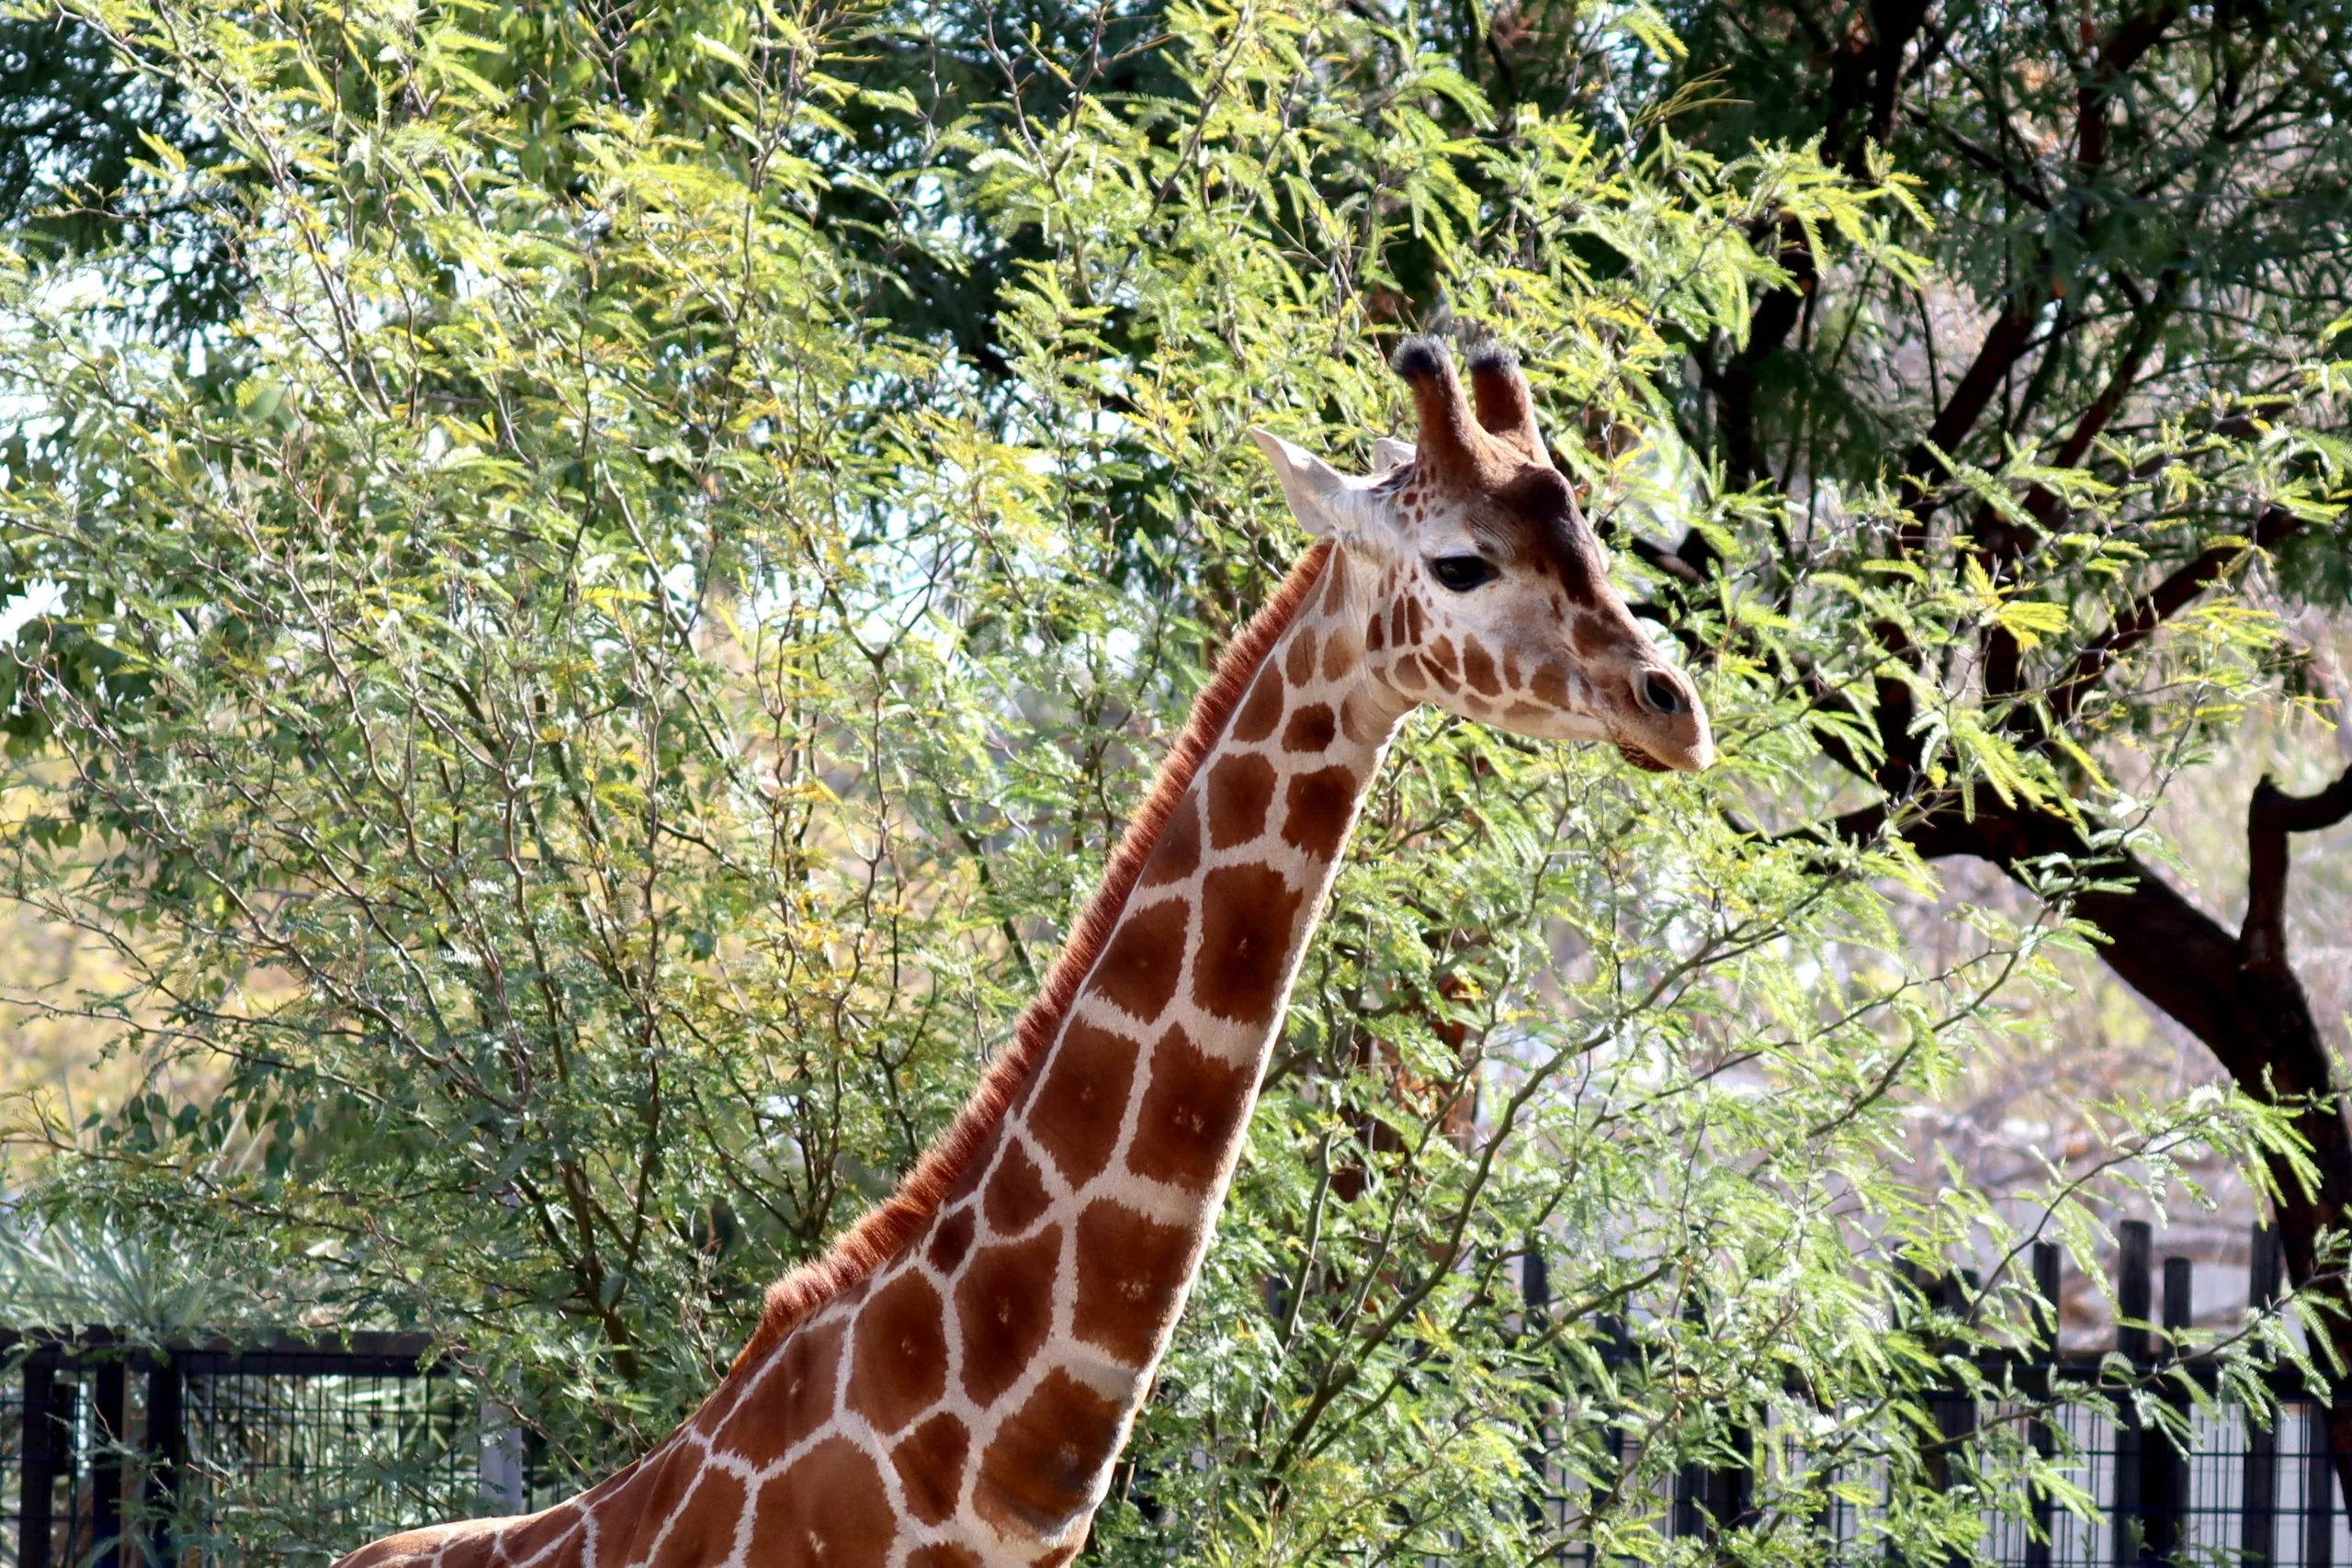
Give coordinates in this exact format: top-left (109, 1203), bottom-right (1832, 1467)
top-left (1527, 1220), bottom-right (2351, 1564)
top-left (6, 1222), bottom-right (2348, 1567)
top-left (1, 1333), bottom-right (481, 1568)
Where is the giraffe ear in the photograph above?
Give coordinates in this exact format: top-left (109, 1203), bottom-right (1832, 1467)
top-left (1250, 428), bottom-right (1354, 539)
top-left (1372, 437), bottom-right (1415, 473)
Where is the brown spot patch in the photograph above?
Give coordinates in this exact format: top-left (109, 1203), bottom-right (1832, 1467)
top-left (847, 1271), bottom-right (949, 1435)
top-left (974, 1369), bottom-right (1125, 1539)
top-left (752, 1438), bottom-right (896, 1568)
top-left (906, 1550), bottom-right (982, 1568)
top-left (1284, 630), bottom-right (1318, 685)
top-left (1128, 1028), bottom-right (1255, 1194)
top-left (1321, 561), bottom-right (1348, 613)
top-left (605, 1442), bottom-right (698, 1561)
top-left (1321, 629), bottom-right (1361, 680)
top-left (1231, 667), bottom-right (1284, 743)
top-left (890, 1413), bottom-right (970, 1527)
top-left (941, 1121), bottom-right (1003, 1206)
top-left (1405, 597), bottom-right (1426, 644)
top-left (1282, 766), bottom-right (1359, 861)
top-left (1573, 616), bottom-right (1611, 657)
top-left (1028, 1019), bottom-right (1139, 1187)
top-left (1206, 753), bottom-right (1277, 848)
top-left (1192, 864), bottom-right (1304, 1023)
top-left (1389, 657), bottom-right (1427, 692)
top-left (1139, 792), bottom-right (1201, 887)
top-left (645, 1468), bottom-right (747, 1568)
top-left (1530, 661), bottom-right (1569, 706)
top-left (985, 1141), bottom-right (1053, 1235)
top-left (1504, 700), bottom-right (1548, 725)
top-left (1462, 641), bottom-right (1500, 695)
top-left (1074, 1199), bottom-right (1201, 1365)
top-left (1281, 704), bottom-right (1336, 753)
top-left (1088, 897), bottom-right (1187, 1022)
top-left (928, 1206), bottom-right (976, 1274)
top-left (1429, 662), bottom-right (1460, 694)
top-left (711, 1318), bottom-right (845, 1463)
top-left (1365, 612), bottom-right (1385, 652)
top-left (954, 1226), bottom-right (1063, 1405)
top-left (1427, 635), bottom-right (1458, 674)
top-left (499, 1504), bottom-right (582, 1565)
top-left (1502, 648), bottom-right (1521, 687)
top-left (1388, 602), bottom-right (1408, 648)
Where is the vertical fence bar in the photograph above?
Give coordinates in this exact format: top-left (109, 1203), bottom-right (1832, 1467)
top-left (2138, 1257), bottom-right (2191, 1562)
top-left (1672, 1295), bottom-right (1705, 1545)
top-left (19, 1356), bottom-right (58, 1568)
top-left (1521, 1245), bottom-right (1553, 1541)
top-left (1600, 1312), bottom-right (1630, 1566)
top-left (2026, 1243), bottom-right (2060, 1568)
top-left (1936, 1272), bottom-right (1980, 1568)
top-left (2243, 1224), bottom-right (2283, 1566)
top-left (91, 1345), bottom-right (126, 1568)
top-left (145, 1353), bottom-right (185, 1568)
top-left (2112, 1220), bottom-right (2153, 1567)
top-left (2310, 1399), bottom-right (2335, 1568)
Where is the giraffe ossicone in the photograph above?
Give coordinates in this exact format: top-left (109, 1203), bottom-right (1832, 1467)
top-left (336, 336), bottom-right (1712, 1568)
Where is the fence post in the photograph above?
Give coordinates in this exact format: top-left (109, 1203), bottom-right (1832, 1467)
top-left (1520, 1244), bottom-right (1552, 1538)
top-left (20, 1354), bottom-right (58, 1568)
top-left (2136, 1256), bottom-right (2191, 1561)
top-left (1671, 1292), bottom-right (1699, 1543)
top-left (2025, 1242), bottom-right (2060, 1568)
top-left (1936, 1271), bottom-right (1981, 1568)
top-left (1680, 1291), bottom-right (1751, 1544)
top-left (2111, 1220), bottom-right (2153, 1567)
top-left (2242, 1224), bottom-right (2283, 1567)
top-left (1600, 1310), bottom-right (1630, 1554)
top-left (91, 1340), bottom-right (126, 1568)
top-left (2310, 1397), bottom-right (2335, 1568)
top-left (145, 1351), bottom-right (185, 1568)
top-left (1669, 1293), bottom-right (1744, 1542)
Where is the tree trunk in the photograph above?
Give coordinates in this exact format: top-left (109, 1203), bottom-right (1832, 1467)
top-left (1902, 773), bottom-right (2352, 1504)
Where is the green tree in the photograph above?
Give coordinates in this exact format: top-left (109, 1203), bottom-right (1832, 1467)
top-left (0, 0), bottom-right (2341, 1562)
top-left (1458, 0), bottom-right (2352, 1488)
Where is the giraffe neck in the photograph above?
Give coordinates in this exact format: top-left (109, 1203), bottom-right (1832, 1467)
top-left (905, 542), bottom-right (1404, 1557)
top-left (347, 547), bottom-right (1408, 1568)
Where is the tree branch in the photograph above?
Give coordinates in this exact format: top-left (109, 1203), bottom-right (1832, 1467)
top-left (2243, 765), bottom-right (2352, 970)
top-left (1979, 270), bottom-right (2183, 695)
top-left (2046, 502), bottom-right (2303, 728)
top-left (1819, 764), bottom-right (2352, 1510)
top-left (1702, 0), bottom-right (1929, 492)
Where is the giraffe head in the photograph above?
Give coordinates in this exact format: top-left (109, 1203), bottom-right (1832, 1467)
top-left (1251, 337), bottom-right (1713, 773)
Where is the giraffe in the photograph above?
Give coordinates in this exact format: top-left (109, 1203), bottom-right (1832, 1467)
top-left (336, 336), bottom-right (1713, 1568)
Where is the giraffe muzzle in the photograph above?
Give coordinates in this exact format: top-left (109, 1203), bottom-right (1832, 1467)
top-left (1623, 664), bottom-right (1714, 773)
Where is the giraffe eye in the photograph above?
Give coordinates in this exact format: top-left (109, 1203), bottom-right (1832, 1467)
top-left (1428, 554), bottom-right (1497, 592)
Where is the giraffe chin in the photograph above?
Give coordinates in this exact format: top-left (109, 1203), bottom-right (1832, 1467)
top-left (1617, 741), bottom-right (1673, 773)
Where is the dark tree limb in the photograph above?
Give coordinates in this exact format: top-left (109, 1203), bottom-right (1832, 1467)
top-left (1887, 0), bottom-right (2184, 536)
top-left (1978, 271), bottom-right (2183, 697)
top-left (1828, 783), bottom-right (2352, 1510)
top-left (2046, 502), bottom-right (2301, 728)
top-left (1893, 291), bottom-right (2045, 536)
top-left (2242, 767), bottom-right (2352, 971)
top-left (1700, 0), bottom-right (1930, 494)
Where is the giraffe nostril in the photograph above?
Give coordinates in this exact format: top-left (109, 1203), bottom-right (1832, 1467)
top-left (1639, 671), bottom-right (1682, 716)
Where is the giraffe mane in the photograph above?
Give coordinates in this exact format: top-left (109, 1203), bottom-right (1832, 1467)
top-left (732, 538), bottom-right (1338, 1371)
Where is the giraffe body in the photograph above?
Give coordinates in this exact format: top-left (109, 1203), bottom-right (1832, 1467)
top-left (338, 339), bottom-right (1711, 1568)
